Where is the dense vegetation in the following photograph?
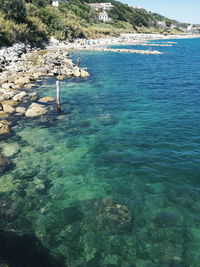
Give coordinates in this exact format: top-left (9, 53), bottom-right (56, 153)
top-left (0, 0), bottom-right (184, 46)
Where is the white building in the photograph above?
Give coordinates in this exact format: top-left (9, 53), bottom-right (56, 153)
top-left (131, 6), bottom-right (143, 9)
top-left (157, 21), bottom-right (167, 28)
top-left (187, 25), bottom-right (193, 32)
top-left (98, 12), bottom-right (112, 22)
top-left (89, 3), bottom-right (114, 10)
top-left (52, 0), bottom-right (59, 7)
top-left (170, 24), bottom-right (176, 29)
top-left (186, 25), bottom-right (200, 33)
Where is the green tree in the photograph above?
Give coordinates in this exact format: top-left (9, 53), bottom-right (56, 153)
top-left (0, 0), bottom-right (26, 23)
top-left (25, 0), bottom-right (51, 7)
top-left (166, 20), bottom-right (172, 28)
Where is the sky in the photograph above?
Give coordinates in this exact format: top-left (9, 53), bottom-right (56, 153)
top-left (119, 0), bottom-right (200, 24)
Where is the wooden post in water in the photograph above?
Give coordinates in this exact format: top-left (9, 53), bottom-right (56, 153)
top-left (56, 80), bottom-right (61, 112)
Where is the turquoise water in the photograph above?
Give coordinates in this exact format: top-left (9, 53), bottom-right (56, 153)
top-left (1, 38), bottom-right (200, 266)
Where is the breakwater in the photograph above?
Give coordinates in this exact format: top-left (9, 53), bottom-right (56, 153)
top-left (79, 47), bottom-right (163, 54)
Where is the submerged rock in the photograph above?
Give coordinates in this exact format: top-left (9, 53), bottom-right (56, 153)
top-left (38, 96), bottom-right (55, 103)
top-left (83, 198), bottom-right (132, 234)
top-left (0, 230), bottom-right (61, 267)
top-left (25, 103), bottom-right (47, 117)
top-left (98, 114), bottom-right (118, 126)
top-left (153, 211), bottom-right (180, 227)
top-left (34, 178), bottom-right (46, 193)
top-left (1, 143), bottom-right (19, 157)
top-left (0, 155), bottom-right (12, 174)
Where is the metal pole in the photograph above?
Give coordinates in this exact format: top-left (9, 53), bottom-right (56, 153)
top-left (56, 80), bottom-right (61, 112)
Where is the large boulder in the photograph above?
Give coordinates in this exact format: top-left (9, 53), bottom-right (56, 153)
top-left (2, 105), bottom-right (15, 114)
top-left (1, 100), bottom-right (18, 107)
top-left (73, 68), bottom-right (81, 77)
top-left (0, 123), bottom-right (10, 135)
top-left (15, 107), bottom-right (26, 114)
top-left (14, 76), bottom-right (30, 86)
top-left (2, 83), bottom-right (14, 90)
top-left (13, 91), bottom-right (26, 101)
top-left (0, 89), bottom-right (15, 97)
top-left (0, 112), bottom-right (9, 119)
top-left (30, 73), bottom-right (41, 80)
top-left (0, 120), bottom-right (11, 125)
top-left (80, 69), bottom-right (90, 77)
top-left (25, 103), bottom-right (47, 117)
top-left (0, 94), bottom-right (12, 101)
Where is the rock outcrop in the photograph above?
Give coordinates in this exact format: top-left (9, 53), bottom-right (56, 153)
top-left (0, 44), bottom-right (90, 134)
top-left (25, 103), bottom-right (48, 117)
top-left (0, 47), bottom-right (90, 92)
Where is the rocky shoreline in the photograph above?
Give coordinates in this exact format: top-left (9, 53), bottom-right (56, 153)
top-left (1, 33), bottom-right (199, 136)
top-left (0, 43), bottom-right (90, 136)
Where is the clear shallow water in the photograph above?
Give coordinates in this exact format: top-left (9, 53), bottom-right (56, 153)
top-left (1, 38), bottom-right (200, 266)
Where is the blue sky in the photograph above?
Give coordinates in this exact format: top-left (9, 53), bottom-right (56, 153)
top-left (119, 0), bottom-right (200, 24)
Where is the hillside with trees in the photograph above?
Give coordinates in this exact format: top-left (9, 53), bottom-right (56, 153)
top-left (0, 0), bottom-right (184, 46)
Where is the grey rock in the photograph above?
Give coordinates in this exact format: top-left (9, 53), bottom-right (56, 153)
top-left (25, 103), bottom-right (47, 117)
top-left (2, 104), bottom-right (15, 113)
top-left (0, 124), bottom-right (10, 135)
top-left (1, 143), bottom-right (19, 157)
top-left (2, 83), bottom-right (14, 89)
top-left (15, 107), bottom-right (26, 114)
top-left (13, 91), bottom-right (26, 101)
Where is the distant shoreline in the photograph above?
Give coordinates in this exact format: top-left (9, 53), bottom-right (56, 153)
top-left (46, 33), bottom-right (200, 51)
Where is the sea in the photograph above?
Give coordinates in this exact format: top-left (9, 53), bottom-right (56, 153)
top-left (0, 38), bottom-right (200, 266)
